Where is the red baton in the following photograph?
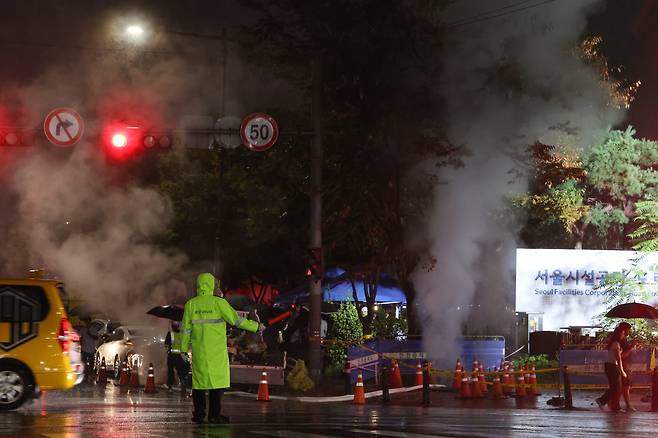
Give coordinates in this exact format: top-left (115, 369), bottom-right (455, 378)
top-left (267, 310), bottom-right (293, 326)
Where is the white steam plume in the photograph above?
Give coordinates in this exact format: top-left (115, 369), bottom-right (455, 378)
top-left (412, 0), bottom-right (624, 363)
top-left (4, 145), bottom-right (188, 318)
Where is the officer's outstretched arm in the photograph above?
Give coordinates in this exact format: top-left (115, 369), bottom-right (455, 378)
top-left (179, 303), bottom-right (192, 353)
top-left (219, 299), bottom-right (260, 333)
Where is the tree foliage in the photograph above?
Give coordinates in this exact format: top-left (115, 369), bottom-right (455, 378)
top-left (595, 260), bottom-right (658, 346)
top-left (241, 0), bottom-right (463, 333)
top-left (511, 128), bottom-right (658, 250)
top-left (326, 302), bottom-right (363, 372)
top-left (630, 199), bottom-right (658, 252)
top-left (155, 121), bottom-right (310, 288)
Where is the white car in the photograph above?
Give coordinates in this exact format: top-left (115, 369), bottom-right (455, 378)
top-left (94, 325), bottom-right (164, 379)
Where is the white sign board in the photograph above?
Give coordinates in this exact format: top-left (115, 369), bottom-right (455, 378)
top-left (515, 248), bottom-right (658, 330)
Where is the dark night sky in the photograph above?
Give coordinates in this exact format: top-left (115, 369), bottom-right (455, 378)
top-left (588, 0), bottom-right (656, 138)
top-left (0, 0), bottom-right (655, 137)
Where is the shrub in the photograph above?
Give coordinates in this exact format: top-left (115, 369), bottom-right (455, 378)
top-left (326, 302), bottom-right (363, 372)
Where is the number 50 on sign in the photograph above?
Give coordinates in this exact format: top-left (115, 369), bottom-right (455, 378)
top-left (240, 112), bottom-right (279, 152)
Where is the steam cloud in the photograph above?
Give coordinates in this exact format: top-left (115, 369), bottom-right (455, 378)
top-left (411, 0), bottom-right (624, 363)
top-left (0, 33), bottom-right (290, 322)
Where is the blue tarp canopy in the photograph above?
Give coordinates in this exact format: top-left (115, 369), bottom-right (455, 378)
top-left (273, 267), bottom-right (407, 306)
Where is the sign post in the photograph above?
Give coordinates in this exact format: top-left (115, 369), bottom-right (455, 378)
top-left (43, 108), bottom-right (84, 147)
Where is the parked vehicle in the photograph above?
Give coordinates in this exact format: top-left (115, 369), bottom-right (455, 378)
top-left (0, 278), bottom-right (84, 410)
top-left (94, 325), bottom-right (163, 379)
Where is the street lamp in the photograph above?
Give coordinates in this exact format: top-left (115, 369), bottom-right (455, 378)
top-left (125, 24), bottom-right (145, 39)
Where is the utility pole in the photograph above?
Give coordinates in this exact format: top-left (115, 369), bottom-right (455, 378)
top-left (212, 28), bottom-right (228, 283)
top-left (308, 54), bottom-right (323, 381)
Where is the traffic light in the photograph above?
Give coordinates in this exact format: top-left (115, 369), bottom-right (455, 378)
top-left (306, 247), bottom-right (323, 283)
top-left (0, 127), bottom-right (32, 146)
top-left (102, 122), bottom-right (172, 161)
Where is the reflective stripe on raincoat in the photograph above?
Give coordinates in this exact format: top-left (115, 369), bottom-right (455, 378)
top-left (179, 273), bottom-right (259, 389)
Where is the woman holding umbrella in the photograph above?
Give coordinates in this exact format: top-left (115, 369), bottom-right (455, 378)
top-left (620, 338), bottom-right (636, 411)
top-left (596, 322), bottom-right (631, 412)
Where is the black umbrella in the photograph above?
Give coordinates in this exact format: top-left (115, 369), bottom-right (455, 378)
top-left (146, 305), bottom-right (184, 321)
top-left (605, 302), bottom-right (658, 319)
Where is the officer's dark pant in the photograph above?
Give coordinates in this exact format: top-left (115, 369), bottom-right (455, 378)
top-left (167, 354), bottom-right (190, 388)
top-left (193, 389), bottom-right (223, 420)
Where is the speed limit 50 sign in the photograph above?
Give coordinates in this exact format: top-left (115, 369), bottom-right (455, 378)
top-left (240, 112), bottom-right (279, 152)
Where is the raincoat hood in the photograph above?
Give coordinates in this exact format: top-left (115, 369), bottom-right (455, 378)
top-left (196, 273), bottom-right (216, 296)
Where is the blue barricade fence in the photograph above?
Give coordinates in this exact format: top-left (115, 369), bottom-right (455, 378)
top-left (459, 338), bottom-right (506, 371)
top-left (559, 349), bottom-right (654, 386)
top-left (346, 337), bottom-right (505, 383)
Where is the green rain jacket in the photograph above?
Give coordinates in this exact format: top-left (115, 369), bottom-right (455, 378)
top-left (180, 273), bottom-right (259, 389)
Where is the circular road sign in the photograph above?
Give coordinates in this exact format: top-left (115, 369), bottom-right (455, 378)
top-left (43, 108), bottom-right (84, 147)
top-left (240, 112), bottom-right (278, 152)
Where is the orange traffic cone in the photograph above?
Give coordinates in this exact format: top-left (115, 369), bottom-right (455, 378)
top-left (353, 369), bottom-right (365, 405)
top-left (390, 360), bottom-right (402, 389)
top-left (130, 364), bottom-right (140, 388)
top-left (530, 364), bottom-right (541, 396)
top-left (503, 365), bottom-right (513, 396)
top-left (415, 360), bottom-right (423, 386)
top-left (452, 360), bottom-right (462, 390)
top-left (472, 360), bottom-right (479, 372)
top-left (515, 369), bottom-right (527, 397)
top-left (96, 357), bottom-right (107, 386)
top-left (491, 367), bottom-right (505, 399)
top-left (523, 364), bottom-right (530, 385)
top-left (258, 368), bottom-right (270, 401)
top-left (478, 366), bottom-right (488, 394)
top-left (470, 371), bottom-right (483, 398)
top-left (118, 361), bottom-right (129, 386)
top-left (144, 363), bottom-right (157, 394)
top-left (458, 368), bottom-right (471, 399)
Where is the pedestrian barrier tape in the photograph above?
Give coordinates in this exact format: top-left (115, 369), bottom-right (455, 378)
top-left (337, 337), bottom-right (562, 378)
top-left (225, 384), bottom-right (426, 403)
top-left (333, 337), bottom-right (658, 392)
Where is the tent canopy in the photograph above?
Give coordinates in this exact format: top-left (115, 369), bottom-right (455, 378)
top-left (273, 268), bottom-right (406, 306)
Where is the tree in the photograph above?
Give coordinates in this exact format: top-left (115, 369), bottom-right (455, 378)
top-left (584, 127), bottom-right (658, 248)
top-left (629, 199), bottom-right (658, 252)
top-left (325, 302), bottom-right (363, 372)
top-left (510, 128), bottom-right (658, 250)
top-left (348, 266), bottom-right (380, 336)
top-left (154, 114), bottom-right (311, 289)
top-left (508, 141), bottom-right (588, 249)
top-left (592, 198), bottom-right (658, 346)
top-left (241, 0), bottom-right (461, 334)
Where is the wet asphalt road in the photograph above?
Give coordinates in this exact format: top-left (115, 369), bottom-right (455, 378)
top-left (2, 384), bottom-right (658, 437)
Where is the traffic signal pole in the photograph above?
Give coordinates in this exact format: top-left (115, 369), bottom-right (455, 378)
top-left (308, 55), bottom-right (323, 382)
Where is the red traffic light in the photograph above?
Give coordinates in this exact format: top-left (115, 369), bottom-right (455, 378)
top-left (102, 122), bottom-right (173, 162)
top-left (111, 133), bottom-right (128, 148)
top-left (306, 247), bottom-right (323, 283)
top-left (102, 124), bottom-right (141, 161)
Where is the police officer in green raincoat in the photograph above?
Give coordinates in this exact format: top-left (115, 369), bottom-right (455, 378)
top-left (180, 273), bottom-right (263, 424)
